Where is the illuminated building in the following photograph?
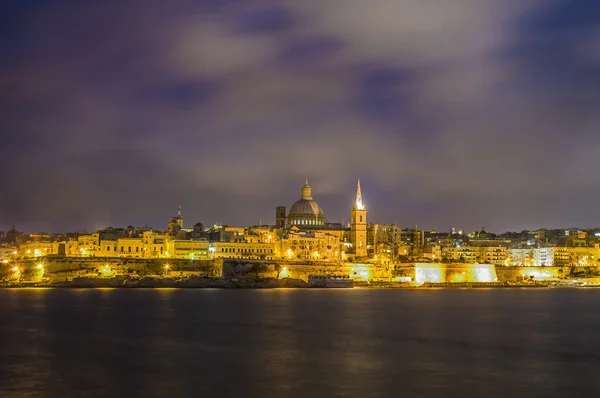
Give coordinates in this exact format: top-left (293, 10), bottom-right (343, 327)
top-left (167, 239), bottom-right (210, 260)
top-left (368, 224), bottom-right (402, 260)
top-left (210, 241), bottom-right (275, 260)
top-left (279, 228), bottom-right (341, 261)
top-left (441, 246), bottom-right (477, 263)
top-left (476, 246), bottom-right (508, 266)
top-left (351, 179), bottom-right (367, 258)
top-left (18, 241), bottom-right (56, 258)
top-left (508, 247), bottom-right (555, 266)
top-left (76, 233), bottom-right (100, 256)
top-left (400, 228), bottom-right (425, 254)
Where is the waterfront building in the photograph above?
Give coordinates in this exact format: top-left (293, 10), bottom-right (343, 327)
top-left (166, 239), bottom-right (210, 260)
top-left (0, 246), bottom-right (18, 261)
top-left (115, 236), bottom-right (146, 257)
top-left (441, 245), bottom-right (477, 263)
top-left (18, 240), bottom-right (56, 258)
top-left (76, 233), bottom-right (100, 256)
top-left (533, 247), bottom-right (554, 266)
top-left (210, 241), bottom-right (276, 260)
top-left (279, 228), bottom-right (341, 261)
top-left (508, 248), bottom-right (533, 266)
top-left (476, 246), bottom-right (508, 266)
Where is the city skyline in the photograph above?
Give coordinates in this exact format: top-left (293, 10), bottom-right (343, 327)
top-left (2, 1), bottom-right (599, 232)
top-left (2, 173), bottom-right (600, 235)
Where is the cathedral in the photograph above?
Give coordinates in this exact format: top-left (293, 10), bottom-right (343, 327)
top-left (275, 179), bottom-right (368, 260)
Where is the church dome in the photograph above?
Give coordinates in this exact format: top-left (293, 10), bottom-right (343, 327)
top-left (288, 180), bottom-right (326, 226)
top-left (193, 222), bottom-right (204, 232)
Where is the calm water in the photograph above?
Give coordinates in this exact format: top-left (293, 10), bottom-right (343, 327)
top-left (1, 288), bottom-right (600, 397)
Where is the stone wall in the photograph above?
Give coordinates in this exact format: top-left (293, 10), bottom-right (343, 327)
top-left (222, 259), bottom-right (392, 282)
top-left (495, 266), bottom-right (600, 281)
top-left (2, 257), bottom-right (222, 281)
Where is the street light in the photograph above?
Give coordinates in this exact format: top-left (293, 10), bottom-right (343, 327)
top-left (164, 264), bottom-right (169, 276)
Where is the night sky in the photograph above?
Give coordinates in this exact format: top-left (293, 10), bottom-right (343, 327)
top-left (1, 0), bottom-right (599, 233)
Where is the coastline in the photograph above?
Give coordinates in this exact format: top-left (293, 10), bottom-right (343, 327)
top-left (1, 278), bottom-right (593, 289)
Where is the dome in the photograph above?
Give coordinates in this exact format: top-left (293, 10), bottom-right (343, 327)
top-left (288, 180), bottom-right (326, 226)
top-left (193, 222), bottom-right (204, 232)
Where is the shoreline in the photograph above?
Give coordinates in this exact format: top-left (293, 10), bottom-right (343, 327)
top-left (1, 279), bottom-right (596, 289)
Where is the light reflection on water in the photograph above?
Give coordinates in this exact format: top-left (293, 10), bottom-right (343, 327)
top-left (1, 288), bottom-right (600, 397)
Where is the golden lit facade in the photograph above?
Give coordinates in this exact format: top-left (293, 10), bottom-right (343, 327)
top-left (279, 229), bottom-right (342, 261)
top-left (167, 240), bottom-right (210, 260)
top-left (18, 241), bottom-right (56, 258)
top-left (441, 246), bottom-right (477, 263)
top-left (476, 246), bottom-right (508, 266)
top-left (351, 179), bottom-right (367, 258)
top-left (210, 241), bottom-right (276, 260)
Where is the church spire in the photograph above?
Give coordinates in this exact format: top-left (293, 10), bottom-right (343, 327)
top-left (354, 179), bottom-right (364, 210)
top-left (177, 206), bottom-right (182, 218)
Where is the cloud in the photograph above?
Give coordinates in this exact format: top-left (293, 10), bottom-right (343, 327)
top-left (1, 0), bottom-right (599, 232)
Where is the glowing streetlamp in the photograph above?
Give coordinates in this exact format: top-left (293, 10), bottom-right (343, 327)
top-left (164, 264), bottom-right (170, 276)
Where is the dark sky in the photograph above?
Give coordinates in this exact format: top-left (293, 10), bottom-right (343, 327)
top-left (1, 0), bottom-right (599, 233)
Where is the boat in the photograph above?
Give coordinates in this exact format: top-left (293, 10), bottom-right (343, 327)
top-left (308, 274), bottom-right (353, 288)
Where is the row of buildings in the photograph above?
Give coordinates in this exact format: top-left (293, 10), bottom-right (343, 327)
top-left (1, 180), bottom-right (370, 263)
top-left (2, 180), bottom-right (600, 267)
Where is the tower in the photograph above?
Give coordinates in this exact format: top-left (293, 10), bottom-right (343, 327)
top-left (351, 179), bottom-right (367, 258)
top-left (167, 206), bottom-right (184, 235)
top-left (176, 206), bottom-right (184, 229)
top-left (276, 206), bottom-right (287, 228)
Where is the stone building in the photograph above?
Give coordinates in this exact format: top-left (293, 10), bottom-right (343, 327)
top-left (279, 179), bottom-right (327, 227)
top-left (351, 179), bottom-right (367, 258)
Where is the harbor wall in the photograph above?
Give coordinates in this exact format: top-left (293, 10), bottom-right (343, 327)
top-left (2, 257), bottom-right (222, 281)
top-left (221, 260), bottom-right (393, 282)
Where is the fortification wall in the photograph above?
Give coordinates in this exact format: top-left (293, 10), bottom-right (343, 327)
top-left (495, 266), bottom-right (600, 281)
top-left (222, 259), bottom-right (393, 282)
top-left (1, 257), bottom-right (222, 281)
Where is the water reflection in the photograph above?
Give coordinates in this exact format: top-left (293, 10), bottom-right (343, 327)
top-left (1, 289), bottom-right (600, 397)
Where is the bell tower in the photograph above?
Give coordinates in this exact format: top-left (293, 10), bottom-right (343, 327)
top-left (351, 179), bottom-right (367, 258)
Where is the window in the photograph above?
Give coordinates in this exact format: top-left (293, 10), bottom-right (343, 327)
top-left (128, 247), bottom-right (131, 253)
top-left (360, 216), bottom-right (363, 222)
top-left (107, 246), bottom-right (110, 251)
